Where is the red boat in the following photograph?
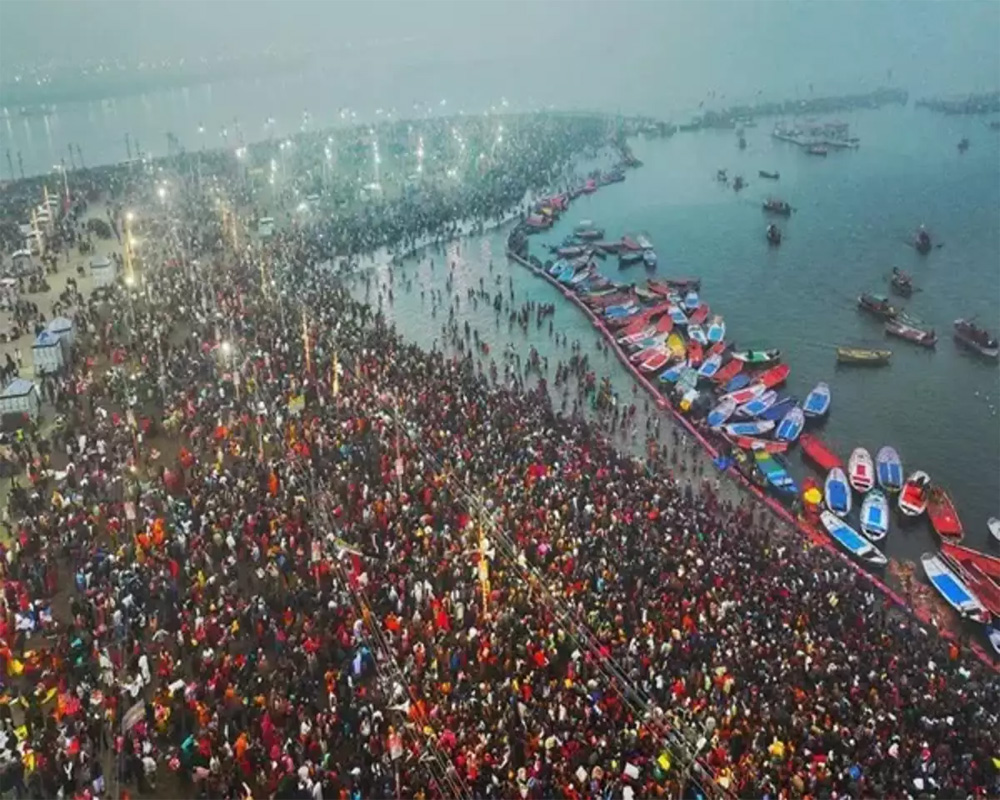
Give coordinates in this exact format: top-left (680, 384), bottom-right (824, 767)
top-left (621, 236), bottom-right (642, 251)
top-left (687, 340), bottom-right (704, 367)
top-left (654, 314), bottom-right (674, 334)
top-left (688, 302), bottom-right (711, 325)
top-left (800, 434), bottom-right (844, 473)
top-left (758, 363), bottom-right (790, 389)
top-left (621, 314), bottom-right (653, 338)
top-left (585, 292), bottom-right (630, 309)
top-left (648, 277), bottom-right (702, 294)
top-left (712, 359), bottom-right (743, 385)
top-left (927, 488), bottom-right (964, 539)
top-left (707, 341), bottom-right (727, 357)
top-left (731, 435), bottom-right (789, 454)
top-left (939, 542), bottom-right (1000, 617)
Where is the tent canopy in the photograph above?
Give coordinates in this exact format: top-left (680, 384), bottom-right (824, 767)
top-left (2, 378), bottom-right (35, 398)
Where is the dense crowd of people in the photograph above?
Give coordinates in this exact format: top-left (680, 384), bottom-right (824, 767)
top-left (0, 114), bottom-right (997, 800)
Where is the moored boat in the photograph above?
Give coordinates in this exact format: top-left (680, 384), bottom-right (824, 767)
top-left (825, 467), bottom-right (852, 517)
top-left (775, 406), bottom-right (804, 442)
top-left (658, 360), bottom-right (689, 384)
top-left (665, 332), bottom-right (686, 360)
top-left (687, 324), bottom-right (708, 345)
top-left (807, 145), bottom-right (828, 157)
top-left (899, 470), bottom-right (931, 516)
top-left (939, 542), bottom-right (1000, 617)
top-left (697, 353), bottom-right (723, 379)
top-left (686, 340), bottom-right (704, 367)
top-left (736, 389), bottom-right (778, 418)
top-left (754, 451), bottom-right (798, 495)
top-left (643, 249), bottom-right (657, 269)
top-left (706, 316), bottom-right (725, 343)
top-left (723, 419), bottom-right (775, 437)
top-left (875, 446), bottom-right (903, 492)
top-left (860, 490), bottom-right (890, 541)
top-left (688, 302), bottom-right (711, 325)
top-left (711, 359), bottom-right (743, 386)
top-left (762, 198), bottom-right (792, 216)
top-left (953, 318), bottom-right (999, 359)
top-left (757, 363), bottom-right (790, 389)
top-left (802, 382), bottom-right (831, 417)
top-left (760, 395), bottom-right (799, 423)
top-left (707, 397), bottom-right (737, 428)
top-left (848, 447), bottom-right (875, 493)
top-left (725, 382), bottom-right (766, 406)
top-left (732, 348), bottom-right (780, 365)
top-left (683, 291), bottom-right (699, 311)
top-left (990, 517), bottom-right (1000, 543)
top-left (723, 374), bottom-right (751, 394)
top-left (885, 319), bottom-right (937, 348)
top-left (648, 277), bottom-right (701, 294)
top-left (837, 347), bottom-right (892, 366)
top-left (730, 435), bottom-right (788, 453)
top-left (801, 434), bottom-right (843, 473)
top-left (639, 349), bottom-right (672, 373)
top-left (889, 267), bottom-right (914, 297)
top-left (927, 488), bottom-right (963, 540)
top-left (821, 511), bottom-right (888, 567)
top-left (857, 293), bottom-right (900, 321)
top-left (921, 553), bottom-right (990, 623)
top-left (619, 251), bottom-right (644, 268)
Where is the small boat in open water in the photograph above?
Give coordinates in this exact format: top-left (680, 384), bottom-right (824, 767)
top-left (885, 319), bottom-right (937, 348)
top-left (899, 470), bottom-right (931, 517)
top-left (837, 347), bottom-right (892, 366)
top-left (766, 223), bottom-right (782, 245)
top-left (876, 446), bottom-right (903, 492)
top-left (732, 348), bottom-right (780, 365)
top-left (857, 293), bottom-right (900, 321)
top-left (821, 511), bottom-right (888, 567)
top-left (825, 467), bottom-right (852, 517)
top-left (889, 267), bottom-right (914, 297)
top-left (860, 490), bottom-right (889, 541)
top-left (758, 170), bottom-right (780, 180)
top-left (927, 488), bottom-right (963, 540)
top-left (921, 553), bottom-right (990, 623)
top-left (953, 318), bottom-right (999, 359)
top-left (848, 447), bottom-right (875, 493)
top-left (802, 382), bottom-right (831, 417)
top-left (762, 198), bottom-right (792, 216)
top-left (801, 434), bottom-right (843, 473)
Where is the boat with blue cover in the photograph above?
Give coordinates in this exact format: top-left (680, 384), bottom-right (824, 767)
top-left (683, 291), bottom-right (699, 311)
top-left (723, 374), bottom-right (751, 393)
top-left (643, 250), bottom-right (657, 268)
top-left (802, 382), bottom-right (831, 418)
top-left (688, 324), bottom-right (708, 345)
top-left (697, 353), bottom-right (723, 379)
top-left (860, 490), bottom-right (889, 541)
top-left (605, 303), bottom-right (638, 318)
top-left (876, 446), bottom-right (904, 493)
top-left (668, 306), bottom-right (689, 327)
top-left (659, 360), bottom-right (689, 383)
top-left (921, 553), bottom-right (990, 623)
top-left (754, 451), bottom-right (798, 495)
top-left (825, 467), bottom-right (852, 517)
top-left (707, 316), bottom-right (726, 343)
top-left (707, 397), bottom-right (737, 428)
top-left (760, 395), bottom-right (798, 423)
top-left (775, 406), bottom-right (805, 442)
top-left (723, 419), bottom-right (775, 437)
top-left (737, 389), bottom-right (778, 418)
top-left (821, 511), bottom-right (888, 567)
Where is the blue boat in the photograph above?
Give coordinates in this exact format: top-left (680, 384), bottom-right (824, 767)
top-left (821, 511), bottom-right (888, 567)
top-left (876, 446), bottom-right (903, 492)
top-left (723, 420), bottom-right (775, 437)
top-left (557, 264), bottom-right (580, 284)
top-left (802, 382), bottom-right (831, 418)
top-left (697, 353), bottom-right (722, 379)
top-left (643, 249), bottom-right (657, 268)
top-left (921, 553), bottom-right (990, 623)
top-left (668, 306), bottom-right (689, 326)
top-left (605, 303), bottom-right (637, 318)
top-left (860, 490), bottom-right (889, 541)
top-left (775, 406), bottom-right (805, 442)
top-left (688, 324), bottom-right (708, 345)
top-left (737, 389), bottom-right (778, 418)
top-left (658, 360), bottom-right (689, 383)
top-left (754, 451), bottom-right (798, 494)
top-left (683, 291), bottom-right (699, 311)
top-left (707, 316), bottom-right (726, 343)
top-left (548, 259), bottom-right (571, 276)
top-left (724, 374), bottom-right (751, 393)
top-left (707, 397), bottom-right (737, 428)
top-left (759, 395), bottom-right (798, 423)
top-left (824, 467), bottom-right (852, 517)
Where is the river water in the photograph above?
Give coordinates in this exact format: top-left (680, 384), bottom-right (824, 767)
top-left (351, 104), bottom-right (1000, 561)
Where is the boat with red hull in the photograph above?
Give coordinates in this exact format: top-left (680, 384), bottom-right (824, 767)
top-left (800, 434), bottom-right (844, 473)
top-left (927, 488), bottom-right (964, 540)
top-left (939, 542), bottom-right (1000, 617)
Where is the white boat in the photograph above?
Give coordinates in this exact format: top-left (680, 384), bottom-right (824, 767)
top-left (920, 553), bottom-right (990, 623)
top-left (824, 467), bottom-right (852, 517)
top-left (848, 447), bottom-right (874, 493)
top-left (707, 397), bottom-right (737, 428)
top-left (989, 517), bottom-right (1000, 543)
top-left (899, 470), bottom-right (931, 517)
top-left (820, 511), bottom-right (887, 567)
top-left (860, 490), bottom-right (889, 541)
top-left (988, 625), bottom-right (1000, 656)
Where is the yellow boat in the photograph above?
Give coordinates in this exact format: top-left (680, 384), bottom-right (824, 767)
top-left (666, 332), bottom-right (686, 360)
top-left (836, 347), bottom-right (892, 365)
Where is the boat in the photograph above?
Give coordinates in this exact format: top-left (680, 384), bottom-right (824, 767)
top-left (898, 470), bottom-right (931, 516)
top-left (860, 490), bottom-right (890, 541)
top-left (939, 542), bottom-right (1000, 617)
top-left (821, 511), bottom-right (888, 567)
top-left (643, 250), bottom-right (658, 269)
top-left (732, 448), bottom-right (767, 489)
top-left (857, 293), bottom-right (899, 321)
top-left (716, 168), bottom-right (728, 183)
top-left (757, 363), bottom-right (790, 389)
top-left (807, 145), bottom-right (828, 157)
top-left (687, 324), bottom-right (708, 345)
top-left (686, 340), bottom-right (704, 367)
top-left (988, 626), bottom-right (1000, 656)
top-left (990, 517), bottom-right (1000, 543)
top-left (730, 435), bottom-right (788, 454)
top-left (958, 137), bottom-right (969, 153)
top-left (762, 198), bottom-right (792, 216)
top-left (665, 332), bottom-right (686, 360)
top-left (619, 327), bottom-right (656, 346)
top-left (658, 360), bottom-right (689, 384)
top-left (889, 267), bottom-right (914, 297)
top-left (736, 389), bottom-right (778, 418)
top-left (885, 319), bottom-right (937, 348)
top-left (697, 353), bottom-right (723, 380)
top-left (875, 446), bottom-right (903, 492)
top-left (683, 291), bottom-right (699, 311)
top-left (711, 359), bottom-right (743, 386)
top-left (639, 350), bottom-right (672, 373)
top-left (953, 318), bottom-right (999, 359)
top-left (801, 382), bottom-right (831, 418)
top-left (732, 176), bottom-right (746, 191)
top-left (555, 245), bottom-right (588, 258)
top-left (706, 316), bottom-right (725, 343)
top-left (732, 348), bottom-right (780, 365)
top-left (725, 382), bottom-right (766, 405)
top-left (914, 226), bottom-right (932, 254)
top-left (766, 224), bottom-right (781, 245)
top-left (723, 420), bottom-right (775, 437)
top-left (754, 451), bottom-right (798, 495)
top-left (619, 251), bottom-right (644, 268)
top-left (675, 367), bottom-right (700, 394)
top-left (758, 170), bottom-right (780, 180)
top-left (621, 235), bottom-right (642, 251)
top-left (648, 277), bottom-right (702, 294)
top-left (927, 488), bottom-right (963, 540)
top-left (654, 314), bottom-right (675, 335)
top-left (847, 447), bottom-right (875, 493)
top-left (837, 347), bottom-right (892, 366)
top-left (668, 306), bottom-right (689, 327)
top-left (920, 553), bottom-right (990, 623)
top-left (801, 434), bottom-right (843, 473)
top-left (775, 407), bottom-right (804, 442)
top-left (760, 395), bottom-right (799, 423)
top-left (825, 467), bottom-right (852, 517)
top-left (707, 397), bottom-right (737, 428)
top-left (688, 303), bottom-right (711, 325)
top-left (723, 374), bottom-right (751, 394)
